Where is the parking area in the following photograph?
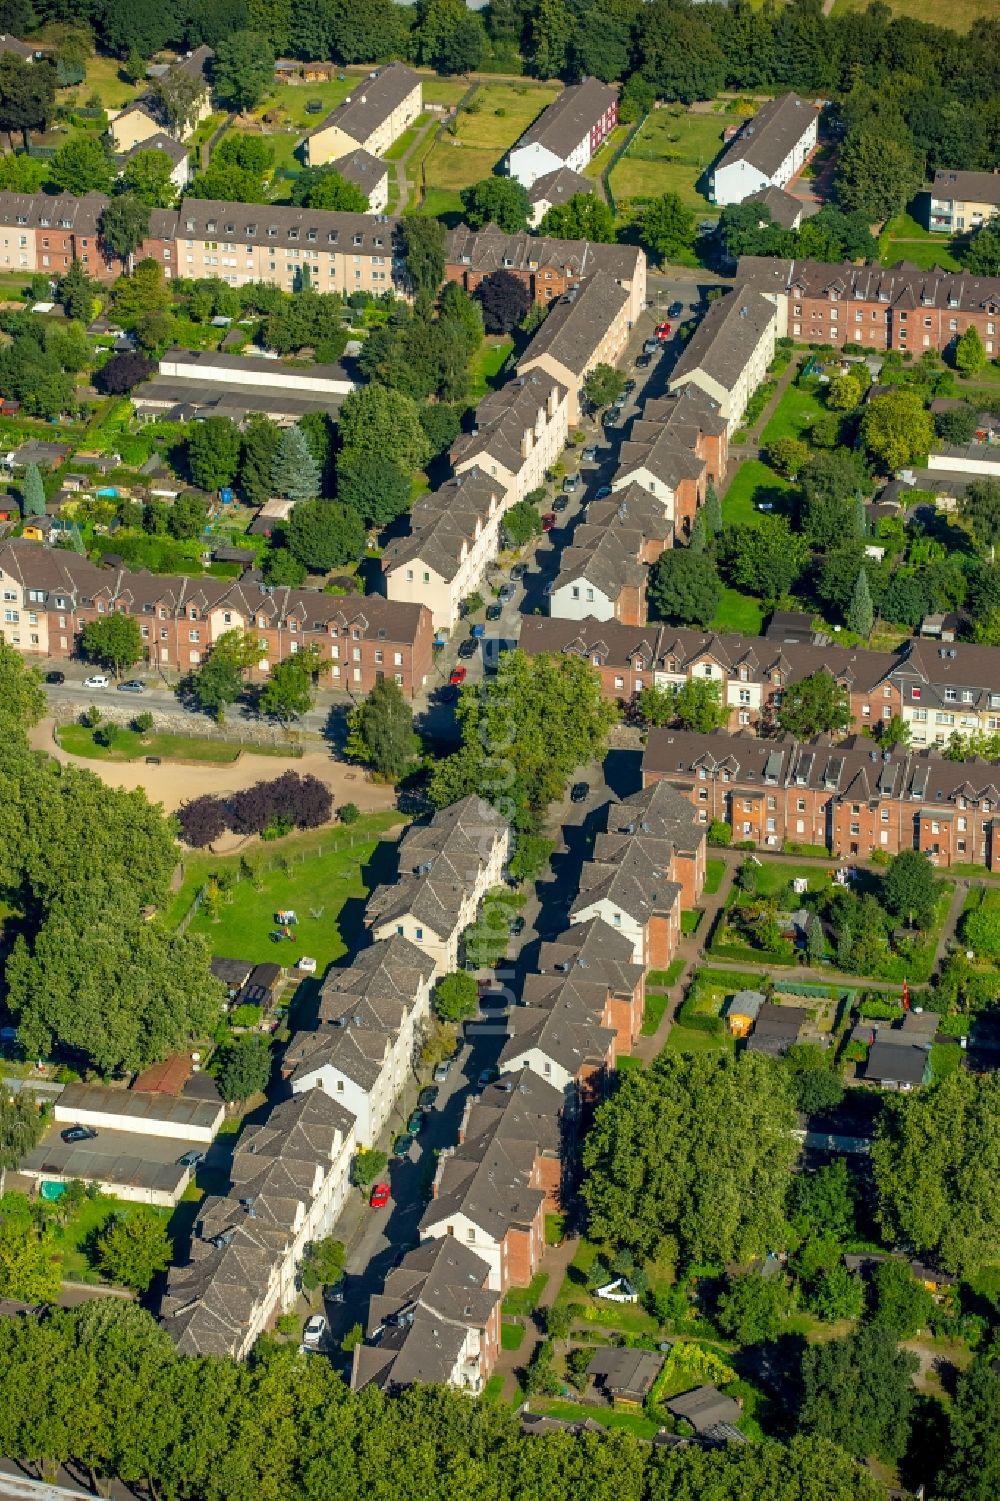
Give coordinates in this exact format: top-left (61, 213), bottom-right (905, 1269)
top-left (19, 1123), bottom-right (207, 1207)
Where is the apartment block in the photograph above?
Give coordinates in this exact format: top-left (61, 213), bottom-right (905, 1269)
top-left (445, 225), bottom-right (646, 322)
top-left (0, 541), bottom-right (433, 696)
top-left (924, 169), bottom-right (1000, 235)
top-left (516, 272), bottom-right (632, 423)
top-left (305, 64), bottom-right (421, 167)
top-left (506, 78), bottom-right (618, 190)
top-left (737, 256), bottom-right (1000, 358)
top-left (0, 191), bottom-right (177, 282)
top-left (419, 1134), bottom-right (546, 1293)
top-left (669, 288), bottom-right (780, 436)
top-left (450, 370), bottom-right (570, 505)
top-left (643, 728), bottom-right (1000, 870)
top-left (709, 92), bottom-right (818, 206)
top-left (110, 46), bottom-right (214, 152)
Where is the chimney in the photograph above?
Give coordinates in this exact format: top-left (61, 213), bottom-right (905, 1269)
top-left (521, 427), bottom-right (533, 459)
top-left (546, 387), bottom-right (557, 418)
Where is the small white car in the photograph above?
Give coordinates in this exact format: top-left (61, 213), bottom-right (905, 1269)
top-left (302, 1314), bottom-right (327, 1349)
top-left (83, 674), bottom-right (110, 688)
top-left (296, 956), bottom-right (318, 974)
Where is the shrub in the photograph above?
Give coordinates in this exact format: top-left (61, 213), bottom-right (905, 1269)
top-left (338, 802), bottom-right (360, 825)
top-left (132, 711), bottom-right (154, 734)
top-left (228, 1003), bottom-right (263, 1029)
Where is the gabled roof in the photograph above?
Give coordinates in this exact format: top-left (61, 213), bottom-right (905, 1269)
top-left (670, 289), bottom-right (777, 393)
top-left (930, 169), bottom-right (1000, 208)
top-left (512, 78), bottom-right (618, 162)
top-left (518, 272), bottom-right (629, 379)
top-left (743, 184), bottom-right (803, 229)
top-left (307, 63), bottom-right (419, 147)
top-left (527, 165), bottom-right (594, 208)
top-left (736, 255), bottom-right (1000, 315)
top-left (713, 92), bottom-right (816, 180)
top-left (537, 918), bottom-right (643, 999)
top-left (500, 1002), bottom-right (614, 1078)
top-left (450, 370), bottom-right (568, 478)
top-left (445, 224), bottom-right (644, 287)
top-left (420, 1137), bottom-right (545, 1241)
top-left (572, 838), bottom-right (682, 925)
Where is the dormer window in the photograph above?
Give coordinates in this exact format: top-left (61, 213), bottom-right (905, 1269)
top-left (185, 219), bottom-right (195, 231)
top-left (288, 228), bottom-right (299, 240)
top-left (353, 234), bottom-right (363, 246)
top-left (206, 221), bottom-right (216, 233)
top-left (224, 223), bottom-right (235, 234)
top-left (246, 224), bottom-right (256, 236)
top-left (307, 229), bottom-right (317, 242)
top-left (328, 231), bottom-right (338, 243)
top-left (267, 226), bottom-right (278, 237)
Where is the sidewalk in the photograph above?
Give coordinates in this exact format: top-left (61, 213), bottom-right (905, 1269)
top-left (493, 1234), bottom-right (579, 1401)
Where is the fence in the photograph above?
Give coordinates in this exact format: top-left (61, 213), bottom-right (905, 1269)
top-left (51, 709), bottom-right (307, 756)
top-left (602, 113), bottom-right (647, 220)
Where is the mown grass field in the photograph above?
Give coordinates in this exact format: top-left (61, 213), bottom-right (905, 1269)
top-left (831, 0), bottom-right (992, 29)
top-left (422, 81), bottom-right (558, 197)
top-left (57, 724), bottom-right (299, 765)
top-left (879, 211), bottom-right (962, 272)
top-left (760, 380), bottom-right (826, 447)
top-left (722, 458), bottom-right (796, 527)
top-left (611, 106), bottom-right (741, 211)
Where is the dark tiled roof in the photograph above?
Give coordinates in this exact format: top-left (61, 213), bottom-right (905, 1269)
top-left (743, 184), bottom-right (803, 229)
top-left (518, 272), bottom-right (629, 379)
top-left (514, 78), bottom-right (618, 161)
top-left (308, 63), bottom-right (419, 146)
top-left (329, 149), bottom-right (389, 199)
top-left (931, 169), bottom-right (1000, 208)
top-left (670, 288), bottom-right (776, 392)
top-left (714, 93), bottom-right (816, 180)
top-left (736, 255), bottom-right (1000, 314)
top-left (446, 224), bottom-right (644, 286)
top-left (527, 166), bottom-right (594, 208)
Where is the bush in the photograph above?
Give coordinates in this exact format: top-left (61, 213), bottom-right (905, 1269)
top-left (228, 1003), bottom-right (262, 1029)
top-left (676, 995), bottom-right (726, 1035)
top-left (176, 772), bottom-right (333, 846)
top-left (80, 705), bottom-right (101, 729)
top-left (707, 819), bottom-right (732, 847)
top-left (338, 801), bottom-right (360, 825)
top-left (132, 711), bottom-right (154, 734)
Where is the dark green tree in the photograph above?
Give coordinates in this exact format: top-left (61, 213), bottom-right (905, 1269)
top-left (337, 452), bottom-right (410, 529)
top-left (345, 679), bottom-right (419, 782)
top-left (776, 671), bottom-right (851, 739)
top-left (271, 425), bottom-right (321, 503)
top-left (81, 614), bottom-right (144, 676)
top-left (95, 1210), bottom-right (172, 1292)
top-left (239, 414), bottom-right (283, 507)
top-left (936, 1359), bottom-right (1000, 1501)
top-left (213, 30), bottom-right (275, 111)
top-left (460, 177), bottom-right (531, 233)
top-left (648, 550), bottom-right (722, 627)
top-left (188, 416), bottom-right (242, 492)
top-left (401, 214), bottom-right (446, 310)
top-left (99, 197), bottom-right (151, 269)
top-left (287, 500), bottom-right (365, 572)
top-left (19, 462), bottom-right (44, 518)
top-left (433, 971), bottom-right (479, 1023)
top-left (869, 1257), bottom-right (934, 1339)
top-left (716, 1271), bottom-right (793, 1344)
top-left (583, 363), bottom-right (626, 411)
top-left (215, 1033), bottom-right (272, 1102)
top-left (800, 1324), bottom-right (917, 1462)
top-left (845, 568), bottom-right (874, 638)
top-left (538, 194), bottom-right (616, 243)
top-left (50, 134), bottom-right (114, 196)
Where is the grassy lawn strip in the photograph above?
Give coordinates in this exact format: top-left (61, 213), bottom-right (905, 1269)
top-left (470, 337), bottom-right (514, 398)
top-left (828, 0), bottom-right (992, 33)
top-left (760, 379), bottom-right (824, 447)
top-left (704, 858), bottom-right (727, 895)
top-left (165, 812), bottom-right (403, 970)
top-left (681, 909), bottom-right (703, 936)
top-left (647, 960), bottom-right (685, 988)
top-left (503, 1271), bottom-right (549, 1317)
top-left (712, 587), bottom-right (764, 636)
top-left (545, 1213), bottom-right (567, 1246)
top-left (663, 1024), bottom-right (735, 1055)
top-left (529, 1398), bottom-right (660, 1440)
top-left (57, 724), bottom-right (301, 764)
top-left (49, 1192), bottom-right (171, 1283)
top-left (501, 1320), bottom-right (526, 1352)
top-left (640, 991), bottom-right (670, 1036)
top-left (611, 106), bottom-right (740, 212)
top-left (722, 459), bottom-right (796, 528)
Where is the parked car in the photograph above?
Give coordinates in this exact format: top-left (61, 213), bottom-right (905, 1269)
top-left (406, 1108), bottom-right (425, 1135)
top-left (44, 670), bottom-right (64, 684)
top-left (655, 321), bottom-right (672, 341)
top-left (668, 300), bottom-right (684, 318)
top-left (449, 666), bottom-right (467, 686)
top-left (177, 1150), bottom-right (205, 1168)
top-left (623, 378), bottom-right (636, 393)
top-left (596, 485), bottom-right (612, 499)
top-left (508, 915), bottom-right (526, 937)
top-left (433, 1057), bottom-right (455, 1082)
top-left (369, 1182), bottom-right (391, 1209)
top-left (302, 1315), bottom-right (327, 1349)
top-left (486, 602), bottom-right (502, 621)
top-left (541, 512), bottom-right (557, 532)
top-left (82, 675), bottom-right (109, 689)
top-left (562, 474), bottom-right (579, 493)
top-left (418, 1086), bottom-right (439, 1109)
top-left (499, 581), bottom-right (517, 602)
top-left (392, 1132), bottom-right (415, 1158)
top-left (642, 337), bottom-right (659, 354)
top-left (553, 495), bottom-right (569, 511)
top-left (117, 680), bottom-right (145, 694)
top-left (602, 409), bottom-right (620, 428)
top-left (61, 1125), bottom-right (97, 1143)
top-left (510, 563), bottom-right (527, 581)
top-left (571, 781), bottom-right (589, 803)
top-left (581, 446), bottom-right (599, 462)
top-left (635, 353), bottom-right (652, 368)
top-left (458, 637), bottom-right (478, 658)
top-left (326, 1275), bottom-right (346, 1304)
top-left (477, 1067), bottom-right (498, 1089)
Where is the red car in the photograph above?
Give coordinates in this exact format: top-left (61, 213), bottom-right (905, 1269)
top-left (449, 665), bottom-right (467, 686)
top-left (541, 512), bottom-right (557, 532)
top-left (654, 322), bottom-right (672, 340)
top-left (369, 1182), bottom-right (391, 1209)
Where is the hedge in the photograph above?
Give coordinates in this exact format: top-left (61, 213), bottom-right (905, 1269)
top-left (676, 996), bottom-right (726, 1036)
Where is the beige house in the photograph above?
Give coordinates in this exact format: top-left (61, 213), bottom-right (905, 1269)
top-left (117, 133), bottom-right (191, 194)
top-left (382, 467), bottom-right (508, 633)
top-left (926, 169), bottom-right (1000, 235)
top-left (172, 199), bottom-right (404, 295)
top-left (110, 46), bottom-right (214, 152)
top-left (450, 370), bottom-right (570, 505)
top-left (305, 63), bottom-right (421, 167)
top-left (329, 149), bottom-right (390, 214)
top-left (669, 288), bottom-right (780, 435)
top-left (517, 272), bottom-right (631, 423)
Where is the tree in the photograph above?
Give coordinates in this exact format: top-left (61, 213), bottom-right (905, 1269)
top-left (433, 971), bottom-right (479, 1024)
top-left (95, 1210), bottom-right (171, 1292)
top-left (640, 193), bottom-right (697, 264)
top-left (807, 1263), bottom-right (865, 1323)
top-left (238, 414), bottom-right (283, 507)
top-left (881, 850), bottom-right (937, 928)
top-left (475, 269), bottom-right (532, 335)
top-left (871, 1071), bottom-right (1000, 1278)
top-left (768, 436), bottom-right (810, 478)
top-left (954, 324), bottom-right (986, 377)
top-left (835, 127), bottom-right (920, 220)
top-left (271, 425), bottom-right (321, 503)
top-left (582, 1052), bottom-right (797, 1265)
top-left (649, 549), bottom-right (722, 627)
top-left (716, 1271), bottom-right (792, 1344)
top-left (776, 671), bottom-right (850, 739)
top-left (429, 649), bottom-right (617, 824)
top-left (188, 629), bottom-right (261, 722)
top-left (290, 166), bottom-right (367, 212)
top-left (287, 500), bottom-right (365, 572)
top-left (0, 1094), bottom-right (44, 1193)
top-left (964, 219), bottom-right (1000, 277)
top-left (861, 390), bottom-right (934, 471)
top-left (869, 1257), bottom-right (934, 1339)
top-left (215, 1033), bottom-right (272, 1103)
top-left (583, 363), bottom-right (627, 412)
top-left (0, 54), bottom-right (56, 148)
top-left (213, 30), bottom-right (274, 112)
top-left (667, 678), bottom-right (729, 733)
top-left (263, 547), bottom-right (306, 587)
top-left (351, 1148), bottom-right (389, 1189)
top-left (417, 0), bottom-right (485, 72)
top-left (460, 177), bottom-right (530, 233)
top-left (50, 134), bottom-right (114, 196)
top-left (797, 1067), bottom-right (845, 1117)
top-left (258, 649), bottom-right (323, 722)
top-left (339, 385), bottom-right (431, 473)
top-left (720, 516), bottom-right (809, 602)
top-left (81, 614), bottom-right (143, 676)
top-left (346, 679), bottom-right (419, 782)
top-left (934, 402), bottom-right (979, 446)
top-left (788, 1157), bottom-right (857, 1242)
top-left (336, 452), bottom-right (410, 530)
top-left (19, 462), bottom-right (44, 519)
top-left (502, 498), bottom-right (543, 548)
top-left (688, 506), bottom-right (707, 553)
top-left (56, 261), bottom-right (97, 323)
top-left (845, 568), bottom-right (874, 638)
top-left (538, 193), bottom-right (615, 243)
top-left (0, 1214), bottom-right (61, 1303)
top-left (961, 478), bottom-right (1000, 559)
top-left (99, 197), bottom-right (151, 269)
top-left (188, 416), bottom-right (242, 492)
top-left (800, 1324), bottom-right (917, 1462)
top-left (150, 68), bottom-right (206, 137)
top-left (936, 1359), bottom-right (1000, 1501)
top-left (300, 1236), bottom-right (345, 1292)
top-left (962, 896), bottom-right (1000, 961)
top-left (401, 215), bottom-right (446, 310)
top-left (167, 492), bottom-right (209, 541)
top-left (704, 484), bottom-right (722, 536)
top-left (94, 351), bottom-right (155, 395)
top-left (119, 149), bottom-right (177, 209)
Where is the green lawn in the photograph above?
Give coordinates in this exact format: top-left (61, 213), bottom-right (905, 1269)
top-left (640, 990), bottom-right (671, 1036)
top-left (611, 105), bottom-right (742, 212)
top-left (259, 77), bottom-right (355, 129)
top-left (74, 51), bottom-right (141, 110)
top-left (722, 459), bottom-right (796, 527)
top-left (422, 79), bottom-right (469, 108)
top-left (422, 80), bottom-right (559, 195)
top-left (501, 1320), bottom-right (526, 1352)
top-left (648, 960), bottom-right (685, 988)
top-left (470, 337), bottom-right (514, 399)
top-left (166, 812), bottom-right (403, 971)
top-left (681, 910), bottom-right (703, 935)
top-left (663, 1024), bottom-right (736, 1056)
top-left (760, 379), bottom-right (825, 447)
top-left (545, 1213), bottom-right (567, 1246)
top-left (384, 116), bottom-right (430, 162)
top-left (529, 1398), bottom-right (661, 1440)
top-left (57, 724), bottom-right (300, 765)
top-left (831, 0), bottom-right (992, 30)
top-left (712, 587), bottom-right (765, 635)
top-left (502, 1271), bottom-right (549, 1317)
top-left (704, 858), bottom-right (727, 895)
top-left (43, 1191), bottom-right (171, 1284)
top-left (583, 124), bottom-right (630, 182)
top-left (418, 186), bottom-right (465, 219)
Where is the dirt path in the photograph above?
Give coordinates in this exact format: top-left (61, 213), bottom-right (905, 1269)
top-left (28, 718), bottom-right (398, 816)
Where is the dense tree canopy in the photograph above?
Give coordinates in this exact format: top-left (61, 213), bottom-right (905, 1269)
top-left (582, 1051), bottom-right (798, 1266)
